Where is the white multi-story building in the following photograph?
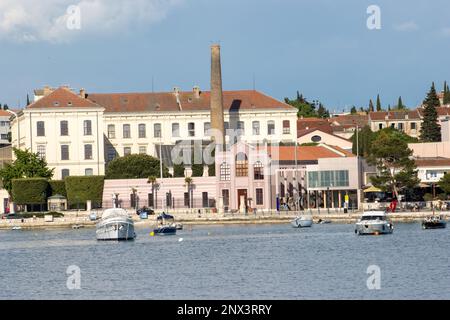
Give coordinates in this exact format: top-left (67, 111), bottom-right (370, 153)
top-left (9, 85), bottom-right (298, 179)
top-left (0, 110), bottom-right (11, 146)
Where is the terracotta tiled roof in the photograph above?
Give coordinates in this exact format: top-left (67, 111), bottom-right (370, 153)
top-left (86, 90), bottom-right (295, 113)
top-left (297, 118), bottom-right (333, 134)
top-left (369, 110), bottom-right (421, 121)
top-left (27, 87), bottom-right (101, 109)
top-left (415, 157), bottom-right (450, 167)
top-left (0, 110), bottom-right (13, 116)
top-left (268, 144), bottom-right (355, 161)
top-left (330, 114), bottom-right (369, 127)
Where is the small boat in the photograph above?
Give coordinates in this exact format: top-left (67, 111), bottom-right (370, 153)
top-left (291, 215), bottom-right (313, 228)
top-left (96, 208), bottom-right (136, 241)
top-left (355, 211), bottom-right (393, 235)
top-left (422, 215), bottom-right (447, 230)
top-left (153, 225), bottom-right (177, 235)
top-left (11, 226), bottom-right (22, 230)
top-left (175, 223), bottom-right (183, 230)
top-left (317, 219), bottom-right (331, 224)
top-left (72, 225), bottom-right (84, 230)
top-left (153, 212), bottom-right (177, 236)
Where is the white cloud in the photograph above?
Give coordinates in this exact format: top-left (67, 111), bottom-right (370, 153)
top-left (0, 0), bottom-right (183, 43)
top-left (393, 21), bottom-right (419, 32)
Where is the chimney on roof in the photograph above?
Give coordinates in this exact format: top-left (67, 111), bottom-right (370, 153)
top-left (43, 85), bottom-right (52, 96)
top-left (210, 44), bottom-right (225, 148)
top-left (80, 88), bottom-right (86, 99)
top-left (173, 87), bottom-right (182, 111)
top-left (193, 86), bottom-right (201, 99)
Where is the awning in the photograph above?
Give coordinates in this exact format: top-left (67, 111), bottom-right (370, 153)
top-left (363, 186), bottom-right (383, 193)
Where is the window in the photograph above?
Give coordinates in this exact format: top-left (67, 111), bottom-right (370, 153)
top-left (139, 124), bottom-right (146, 138)
top-left (267, 121), bottom-right (275, 135)
top-left (37, 145), bottom-right (46, 160)
top-left (123, 124), bottom-right (131, 138)
top-left (188, 123), bottom-right (195, 137)
top-left (85, 168), bottom-right (93, 176)
top-left (222, 189), bottom-right (230, 207)
top-left (60, 121), bottom-right (68, 136)
top-left (237, 121), bottom-right (245, 135)
top-left (204, 122), bottom-right (211, 135)
top-left (37, 121), bottom-right (45, 136)
top-left (202, 192), bottom-right (209, 208)
top-left (0, 121), bottom-right (9, 127)
top-left (390, 123), bottom-right (395, 129)
top-left (311, 135), bottom-right (322, 143)
top-left (124, 147), bottom-right (132, 156)
top-left (224, 122), bottom-right (230, 136)
top-left (235, 153), bottom-right (248, 177)
top-left (84, 144), bottom-right (93, 160)
top-left (254, 161), bottom-right (264, 180)
top-left (308, 170), bottom-right (349, 188)
top-left (220, 163), bottom-right (231, 181)
top-left (154, 123), bottom-right (161, 138)
top-left (61, 169), bottom-right (70, 179)
top-left (139, 146), bottom-right (147, 154)
top-left (256, 188), bottom-right (264, 205)
top-left (252, 121), bottom-right (260, 135)
top-left (283, 120), bottom-right (290, 134)
top-left (1, 134), bottom-right (8, 140)
top-left (107, 124), bottom-right (116, 139)
top-left (84, 120), bottom-right (92, 135)
top-left (107, 147), bottom-right (117, 162)
top-left (378, 123), bottom-right (383, 130)
top-left (411, 122), bottom-right (417, 130)
top-left (398, 123), bottom-right (404, 131)
top-left (172, 123), bottom-right (180, 137)
top-left (61, 145), bottom-right (69, 160)
top-left (184, 192), bottom-right (190, 208)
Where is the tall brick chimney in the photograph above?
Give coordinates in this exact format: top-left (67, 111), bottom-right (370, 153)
top-left (210, 44), bottom-right (225, 148)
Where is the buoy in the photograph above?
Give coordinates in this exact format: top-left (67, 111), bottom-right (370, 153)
top-left (179, 238), bottom-right (183, 242)
top-left (150, 231), bottom-right (155, 237)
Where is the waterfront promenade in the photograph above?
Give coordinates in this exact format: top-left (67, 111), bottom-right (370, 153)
top-left (1, 209), bottom-right (448, 230)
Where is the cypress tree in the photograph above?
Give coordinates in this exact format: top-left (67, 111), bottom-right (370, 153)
top-left (376, 94), bottom-right (382, 111)
top-left (26, 94), bottom-right (30, 106)
top-left (420, 82), bottom-right (442, 142)
top-left (444, 82), bottom-right (450, 105)
top-left (397, 96), bottom-right (405, 110)
top-left (368, 99), bottom-right (374, 112)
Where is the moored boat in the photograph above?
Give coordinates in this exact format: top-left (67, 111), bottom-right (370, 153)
top-left (291, 215), bottom-right (313, 228)
top-left (355, 211), bottom-right (393, 235)
top-left (422, 215), bottom-right (447, 230)
top-left (153, 212), bottom-right (177, 236)
top-left (96, 208), bottom-right (136, 241)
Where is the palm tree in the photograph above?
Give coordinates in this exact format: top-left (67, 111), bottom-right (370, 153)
top-left (147, 176), bottom-right (158, 209)
top-left (184, 177), bottom-right (193, 209)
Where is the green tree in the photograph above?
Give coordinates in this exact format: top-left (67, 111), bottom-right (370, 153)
top-left (420, 82), bottom-right (441, 142)
top-left (147, 176), bottom-right (158, 208)
top-left (368, 130), bottom-right (419, 197)
top-left (284, 92), bottom-right (329, 118)
top-left (395, 96), bottom-right (406, 110)
top-left (317, 103), bottom-right (330, 118)
top-left (438, 173), bottom-right (450, 195)
top-left (368, 99), bottom-right (374, 112)
top-left (184, 177), bottom-right (193, 209)
top-left (0, 148), bottom-right (54, 194)
top-left (105, 154), bottom-right (169, 179)
top-left (26, 94), bottom-right (30, 106)
top-left (350, 106), bottom-right (357, 114)
top-left (351, 125), bottom-right (374, 157)
top-left (376, 94), bottom-right (382, 111)
top-left (443, 81), bottom-right (450, 105)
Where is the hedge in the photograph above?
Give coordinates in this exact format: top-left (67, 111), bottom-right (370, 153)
top-left (12, 178), bottom-right (48, 205)
top-left (65, 176), bottom-right (105, 207)
top-left (48, 180), bottom-right (67, 197)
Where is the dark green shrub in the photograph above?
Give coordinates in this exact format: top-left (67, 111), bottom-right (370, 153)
top-left (12, 178), bottom-right (49, 205)
top-left (65, 176), bottom-right (105, 208)
top-left (48, 180), bottom-right (67, 197)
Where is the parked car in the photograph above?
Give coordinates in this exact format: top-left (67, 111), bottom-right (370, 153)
top-left (136, 207), bottom-right (155, 216)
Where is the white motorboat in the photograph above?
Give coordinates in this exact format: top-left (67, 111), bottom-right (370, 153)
top-left (355, 211), bottom-right (393, 235)
top-left (291, 215), bottom-right (313, 228)
top-left (96, 208), bottom-right (136, 241)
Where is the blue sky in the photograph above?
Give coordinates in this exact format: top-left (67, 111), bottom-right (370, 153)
top-left (0, 0), bottom-right (449, 112)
